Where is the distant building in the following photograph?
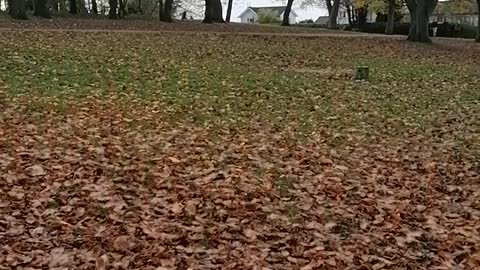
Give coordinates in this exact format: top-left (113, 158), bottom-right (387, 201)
top-left (238, 6), bottom-right (298, 24)
top-left (315, 16), bottom-right (329, 24)
top-left (315, 9), bottom-right (376, 25)
top-left (430, 1), bottom-right (479, 26)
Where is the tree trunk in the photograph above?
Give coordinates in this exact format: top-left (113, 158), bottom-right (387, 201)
top-left (108, 0), bottom-right (117, 19)
top-left (59, 0), bottom-right (66, 12)
top-left (203, 0), bottom-right (224, 23)
top-left (69, 0), bottom-right (77, 13)
top-left (158, 0), bottom-right (164, 20)
top-left (33, 0), bottom-right (51, 18)
top-left (91, 0), bottom-right (97, 14)
top-left (328, 0), bottom-right (340, 29)
top-left (117, 0), bottom-right (124, 17)
top-left (346, 5), bottom-right (352, 25)
top-left (78, 0), bottom-right (88, 13)
top-left (52, 0), bottom-right (59, 12)
top-left (225, 0), bottom-right (233, 22)
top-left (282, 0), bottom-right (294, 26)
top-left (406, 0), bottom-right (416, 40)
top-left (415, 0), bottom-right (430, 42)
top-left (9, 0), bottom-right (28, 19)
top-left (385, 0), bottom-right (395, 34)
top-left (476, 0), bottom-right (479, 42)
top-left (325, 0), bottom-right (332, 17)
top-left (407, 0), bottom-right (439, 42)
top-left (212, 0), bottom-right (224, 22)
top-left (161, 0), bottom-right (173, 22)
top-left (357, 7), bottom-right (368, 26)
top-left (8, 0), bottom-right (14, 16)
top-left (407, 0), bottom-right (437, 43)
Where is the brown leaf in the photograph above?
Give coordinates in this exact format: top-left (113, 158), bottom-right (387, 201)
top-left (26, 164), bottom-right (46, 176)
top-left (168, 157), bottom-right (181, 163)
top-left (244, 228), bottom-right (257, 242)
top-left (113, 235), bottom-right (131, 252)
top-left (184, 201), bottom-right (196, 216)
top-left (96, 254), bottom-right (108, 270)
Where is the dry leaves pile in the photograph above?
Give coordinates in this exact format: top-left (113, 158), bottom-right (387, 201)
top-left (0, 22), bottom-right (479, 270)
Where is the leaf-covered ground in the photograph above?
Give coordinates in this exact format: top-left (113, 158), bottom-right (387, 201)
top-left (0, 23), bottom-right (479, 269)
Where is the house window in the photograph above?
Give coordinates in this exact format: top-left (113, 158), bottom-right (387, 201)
top-left (248, 18), bottom-right (254, 23)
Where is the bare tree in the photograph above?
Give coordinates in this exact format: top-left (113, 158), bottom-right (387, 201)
top-left (109, 0), bottom-right (117, 18)
top-left (328, 0), bottom-right (340, 28)
top-left (225, 0), bottom-right (233, 22)
top-left (385, 0), bottom-right (395, 34)
top-left (9, 0), bottom-right (28, 19)
top-left (326, 0), bottom-right (332, 15)
top-left (91, 0), bottom-right (98, 14)
top-left (203, 0), bottom-right (224, 23)
top-left (282, 0), bottom-right (294, 26)
top-left (33, 0), bottom-right (51, 18)
top-left (69, 0), bottom-right (77, 13)
top-left (162, 0), bottom-right (174, 21)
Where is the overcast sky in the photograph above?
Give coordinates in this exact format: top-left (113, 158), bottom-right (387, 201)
top-left (227, 0), bottom-right (328, 22)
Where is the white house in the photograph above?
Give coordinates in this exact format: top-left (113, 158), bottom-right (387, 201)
top-left (315, 8), bottom-right (377, 25)
top-left (238, 6), bottom-right (298, 24)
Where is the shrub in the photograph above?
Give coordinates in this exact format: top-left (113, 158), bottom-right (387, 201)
top-left (257, 10), bottom-right (281, 24)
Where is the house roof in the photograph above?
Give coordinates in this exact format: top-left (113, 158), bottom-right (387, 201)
top-left (238, 6), bottom-right (298, 18)
top-left (315, 16), bottom-right (329, 24)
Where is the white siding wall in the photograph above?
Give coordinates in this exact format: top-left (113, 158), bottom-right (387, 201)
top-left (337, 10), bottom-right (349, 25)
top-left (240, 9), bottom-right (257, 23)
top-left (337, 8), bottom-right (377, 25)
top-left (289, 14), bottom-right (297, 24)
top-left (280, 12), bottom-right (297, 24)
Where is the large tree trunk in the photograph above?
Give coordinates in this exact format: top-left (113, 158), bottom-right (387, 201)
top-left (328, 0), bottom-right (340, 29)
top-left (212, 0), bottom-right (224, 22)
top-left (325, 0), bottom-right (332, 17)
top-left (225, 0), bottom-right (233, 22)
top-left (407, 0), bottom-right (438, 43)
top-left (108, 0), bottom-right (117, 19)
top-left (33, 0), bottom-right (51, 18)
top-left (406, 0), bottom-right (416, 40)
top-left (415, 0), bottom-right (430, 42)
top-left (476, 0), bottom-right (479, 42)
top-left (385, 0), bottom-right (395, 34)
top-left (91, 0), bottom-right (97, 14)
top-left (203, 0), bottom-right (224, 23)
top-left (69, 0), bottom-right (77, 13)
top-left (9, 0), bottom-right (28, 19)
top-left (161, 0), bottom-right (173, 22)
top-left (282, 0), bottom-right (294, 26)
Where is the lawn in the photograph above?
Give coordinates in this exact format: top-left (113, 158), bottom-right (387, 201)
top-left (0, 22), bottom-right (479, 269)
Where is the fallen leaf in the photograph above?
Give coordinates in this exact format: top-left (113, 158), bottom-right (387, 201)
top-left (96, 254), bottom-right (108, 270)
top-left (26, 165), bottom-right (46, 176)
